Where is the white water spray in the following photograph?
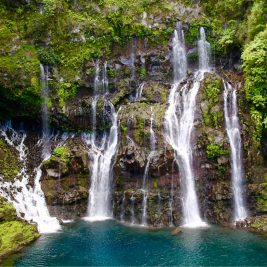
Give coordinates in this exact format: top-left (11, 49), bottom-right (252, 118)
top-left (120, 191), bottom-right (126, 222)
top-left (40, 64), bottom-right (51, 158)
top-left (172, 23), bottom-right (187, 82)
top-left (82, 101), bottom-right (118, 221)
top-left (130, 193), bottom-right (136, 225)
top-left (223, 81), bottom-right (247, 222)
top-left (198, 27), bottom-right (211, 71)
top-left (141, 110), bottom-right (156, 226)
top-left (134, 82), bottom-right (145, 101)
top-left (0, 123), bottom-right (62, 233)
top-left (102, 61), bottom-right (109, 93)
top-left (94, 60), bottom-right (101, 94)
top-left (164, 25), bottom-right (209, 228)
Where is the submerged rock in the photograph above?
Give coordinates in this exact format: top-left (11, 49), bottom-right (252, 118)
top-left (171, 227), bottom-right (182, 235)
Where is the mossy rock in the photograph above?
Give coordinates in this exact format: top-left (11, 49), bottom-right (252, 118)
top-left (0, 220), bottom-right (39, 259)
top-left (257, 183), bottom-right (267, 212)
top-left (0, 139), bottom-right (20, 180)
top-left (249, 215), bottom-right (267, 233)
top-left (41, 175), bottom-right (89, 205)
top-left (42, 146), bottom-right (71, 177)
top-left (0, 197), bottom-right (17, 222)
top-left (119, 102), bottom-right (166, 146)
top-left (141, 82), bottom-right (169, 104)
top-left (200, 73), bottom-right (224, 128)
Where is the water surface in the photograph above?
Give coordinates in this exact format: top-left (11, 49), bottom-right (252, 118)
top-left (15, 220), bottom-right (267, 266)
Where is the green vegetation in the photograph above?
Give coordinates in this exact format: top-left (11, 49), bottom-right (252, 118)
top-left (138, 67), bottom-right (146, 79)
top-left (257, 182), bottom-right (267, 212)
top-left (0, 0), bottom-right (203, 121)
top-left (206, 143), bottom-right (228, 160)
top-left (242, 26), bottom-right (267, 141)
top-left (0, 0), bottom-right (266, 145)
top-left (0, 197), bottom-right (16, 222)
top-left (202, 76), bottom-right (224, 128)
top-left (56, 82), bottom-right (78, 108)
top-left (201, 0), bottom-right (267, 141)
top-left (0, 139), bottom-right (20, 180)
top-left (53, 146), bottom-right (71, 161)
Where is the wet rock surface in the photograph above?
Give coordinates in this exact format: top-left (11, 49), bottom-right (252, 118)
top-left (41, 137), bottom-right (90, 218)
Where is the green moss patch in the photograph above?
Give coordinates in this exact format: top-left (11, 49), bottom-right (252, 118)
top-left (52, 146), bottom-right (71, 162)
top-left (206, 143), bottom-right (228, 160)
top-left (257, 183), bottom-right (267, 212)
top-left (0, 139), bottom-right (20, 180)
top-left (0, 197), bottom-right (17, 222)
top-left (0, 221), bottom-right (39, 259)
top-left (42, 145), bottom-right (71, 174)
top-left (250, 215), bottom-right (267, 233)
top-left (202, 75), bottom-right (224, 128)
top-left (0, 197), bottom-right (39, 260)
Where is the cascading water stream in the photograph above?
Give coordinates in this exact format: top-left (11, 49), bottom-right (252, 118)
top-left (130, 193), bottom-right (136, 225)
top-left (0, 122), bottom-right (64, 233)
top-left (0, 63), bottom-right (63, 233)
top-left (223, 81), bottom-right (247, 222)
top-left (82, 59), bottom-right (119, 220)
top-left (157, 191), bottom-right (162, 216)
top-left (94, 60), bottom-right (101, 93)
top-left (169, 163), bottom-right (175, 226)
top-left (102, 61), bottom-right (109, 93)
top-left (120, 191), bottom-right (126, 222)
top-left (40, 0), bottom-right (44, 14)
top-left (40, 64), bottom-right (49, 137)
top-left (164, 25), bottom-right (209, 228)
top-left (40, 63), bottom-right (51, 158)
top-left (141, 110), bottom-right (156, 226)
top-left (198, 27), bottom-right (211, 71)
top-left (82, 102), bottom-right (118, 221)
top-left (130, 38), bottom-right (136, 81)
top-left (134, 82), bottom-right (145, 101)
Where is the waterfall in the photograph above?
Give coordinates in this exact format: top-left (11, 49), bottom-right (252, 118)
top-left (40, 64), bottom-right (49, 138)
top-left (134, 82), bottom-right (145, 101)
top-left (223, 82), bottom-right (247, 222)
top-left (172, 23), bottom-right (187, 82)
top-left (102, 61), bottom-right (109, 93)
top-left (94, 60), bottom-right (101, 94)
top-left (120, 191), bottom-right (126, 222)
top-left (0, 122), bottom-right (62, 233)
top-left (169, 167), bottom-right (175, 226)
top-left (130, 193), bottom-right (136, 224)
top-left (157, 191), bottom-right (162, 217)
top-left (164, 25), bottom-right (208, 228)
top-left (40, 0), bottom-right (44, 14)
top-left (94, 60), bottom-right (108, 96)
top-left (82, 101), bottom-right (118, 221)
top-left (91, 96), bottom-right (98, 138)
top-left (130, 39), bottom-right (136, 81)
top-left (82, 60), bottom-right (118, 221)
top-left (198, 27), bottom-right (211, 71)
top-left (40, 64), bottom-right (51, 158)
top-left (141, 110), bottom-right (156, 226)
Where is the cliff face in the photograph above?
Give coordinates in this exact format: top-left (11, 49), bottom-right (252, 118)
top-left (29, 42), bottom-right (267, 228)
top-left (0, 0), bottom-right (266, 235)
